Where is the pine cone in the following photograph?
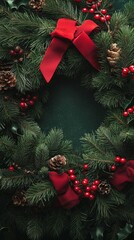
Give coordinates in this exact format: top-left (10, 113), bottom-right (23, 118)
top-left (29, 0), bottom-right (45, 11)
top-left (0, 71), bottom-right (16, 91)
top-left (0, 60), bottom-right (13, 71)
top-left (48, 155), bottom-right (67, 171)
top-left (98, 181), bottom-right (111, 195)
top-left (107, 43), bottom-right (121, 70)
top-left (12, 190), bottom-right (27, 207)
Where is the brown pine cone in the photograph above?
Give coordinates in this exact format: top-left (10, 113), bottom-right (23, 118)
top-left (12, 190), bottom-right (27, 207)
top-left (98, 181), bottom-right (111, 195)
top-left (48, 155), bottom-right (67, 171)
top-left (0, 60), bottom-right (13, 71)
top-left (107, 43), bottom-right (121, 70)
top-left (0, 71), bottom-right (16, 91)
top-left (29, 0), bottom-right (45, 11)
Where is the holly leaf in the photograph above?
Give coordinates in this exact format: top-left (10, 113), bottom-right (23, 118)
top-left (5, 0), bottom-right (27, 9)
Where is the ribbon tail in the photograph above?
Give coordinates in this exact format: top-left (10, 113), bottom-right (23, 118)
top-left (49, 171), bottom-right (80, 209)
top-left (40, 38), bottom-right (70, 83)
top-left (73, 32), bottom-right (100, 71)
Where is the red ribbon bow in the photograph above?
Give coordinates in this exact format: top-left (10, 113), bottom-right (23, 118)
top-left (49, 171), bottom-right (80, 209)
top-left (40, 18), bottom-right (100, 83)
top-left (111, 160), bottom-right (134, 190)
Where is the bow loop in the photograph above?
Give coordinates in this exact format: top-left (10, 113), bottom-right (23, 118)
top-left (51, 18), bottom-right (76, 41)
top-left (40, 18), bottom-right (100, 83)
top-left (111, 160), bottom-right (134, 190)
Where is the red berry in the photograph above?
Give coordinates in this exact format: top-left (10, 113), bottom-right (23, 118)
top-left (127, 108), bottom-right (133, 113)
top-left (111, 165), bottom-right (116, 171)
top-left (91, 184), bottom-right (98, 191)
top-left (120, 158), bottom-right (127, 164)
top-left (32, 96), bottom-right (38, 101)
top-left (26, 94), bottom-right (31, 99)
top-left (74, 180), bottom-right (80, 185)
top-left (105, 15), bottom-right (111, 21)
top-left (83, 164), bottom-right (88, 170)
top-left (89, 194), bottom-right (95, 200)
top-left (84, 192), bottom-right (90, 198)
top-left (87, 0), bottom-right (93, 2)
top-left (92, 4), bottom-right (96, 9)
top-left (19, 49), bottom-right (24, 55)
top-left (129, 65), bottom-right (134, 73)
top-left (89, 8), bottom-right (95, 14)
top-left (115, 156), bottom-right (121, 163)
top-left (68, 169), bottom-right (74, 175)
top-left (70, 174), bottom-right (76, 181)
top-left (10, 50), bottom-right (16, 55)
top-left (132, 106), bottom-right (134, 110)
top-left (74, 186), bottom-right (80, 192)
top-left (20, 102), bottom-right (28, 109)
top-left (94, 14), bottom-right (100, 20)
top-left (97, 2), bottom-right (101, 7)
top-left (82, 8), bottom-right (88, 13)
top-left (85, 186), bottom-right (91, 192)
top-left (100, 16), bottom-right (106, 22)
top-left (78, 189), bottom-right (82, 194)
top-left (123, 111), bottom-right (129, 117)
top-left (15, 46), bottom-right (21, 53)
top-left (122, 73), bottom-right (128, 77)
top-left (101, 9), bottom-right (107, 15)
top-left (93, 180), bottom-right (100, 186)
top-left (122, 68), bottom-right (129, 75)
top-left (8, 166), bottom-right (14, 171)
top-left (82, 178), bottom-right (89, 186)
top-left (29, 100), bottom-right (35, 106)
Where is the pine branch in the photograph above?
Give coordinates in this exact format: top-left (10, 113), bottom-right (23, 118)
top-left (27, 218), bottom-right (44, 240)
top-left (26, 181), bottom-right (56, 205)
top-left (46, 209), bottom-right (67, 238)
top-left (43, 0), bottom-right (83, 23)
top-left (45, 128), bottom-right (72, 156)
top-left (35, 144), bottom-right (49, 169)
top-left (0, 170), bottom-right (35, 189)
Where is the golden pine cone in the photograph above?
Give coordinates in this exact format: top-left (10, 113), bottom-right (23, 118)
top-left (0, 71), bottom-right (16, 91)
top-left (29, 0), bottom-right (45, 11)
top-left (12, 190), bottom-right (27, 207)
top-left (107, 43), bottom-right (121, 69)
top-left (48, 155), bottom-right (67, 171)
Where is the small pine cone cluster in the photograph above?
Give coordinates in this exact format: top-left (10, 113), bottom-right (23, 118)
top-left (48, 155), bottom-right (67, 171)
top-left (12, 190), bottom-right (27, 207)
top-left (29, 0), bottom-right (45, 11)
top-left (0, 70), bottom-right (16, 91)
top-left (98, 181), bottom-right (111, 195)
top-left (107, 43), bottom-right (121, 70)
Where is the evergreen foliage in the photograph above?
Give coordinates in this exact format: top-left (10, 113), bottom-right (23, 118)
top-left (0, 0), bottom-right (134, 239)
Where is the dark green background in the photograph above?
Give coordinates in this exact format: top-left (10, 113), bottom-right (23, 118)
top-left (39, 77), bottom-right (105, 149)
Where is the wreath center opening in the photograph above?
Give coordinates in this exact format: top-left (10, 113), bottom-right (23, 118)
top-left (39, 76), bottom-right (105, 149)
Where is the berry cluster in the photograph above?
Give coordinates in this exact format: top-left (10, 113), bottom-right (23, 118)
top-left (8, 162), bottom-right (35, 174)
top-left (10, 46), bottom-right (24, 63)
top-left (82, 1), bottom-right (111, 23)
top-left (110, 156), bottom-right (127, 171)
top-left (19, 94), bottom-right (38, 111)
top-left (122, 65), bottom-right (134, 78)
top-left (123, 106), bottom-right (134, 117)
top-left (68, 165), bottom-right (101, 200)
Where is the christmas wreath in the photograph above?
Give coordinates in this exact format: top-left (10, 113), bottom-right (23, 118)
top-left (0, 0), bottom-right (134, 239)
